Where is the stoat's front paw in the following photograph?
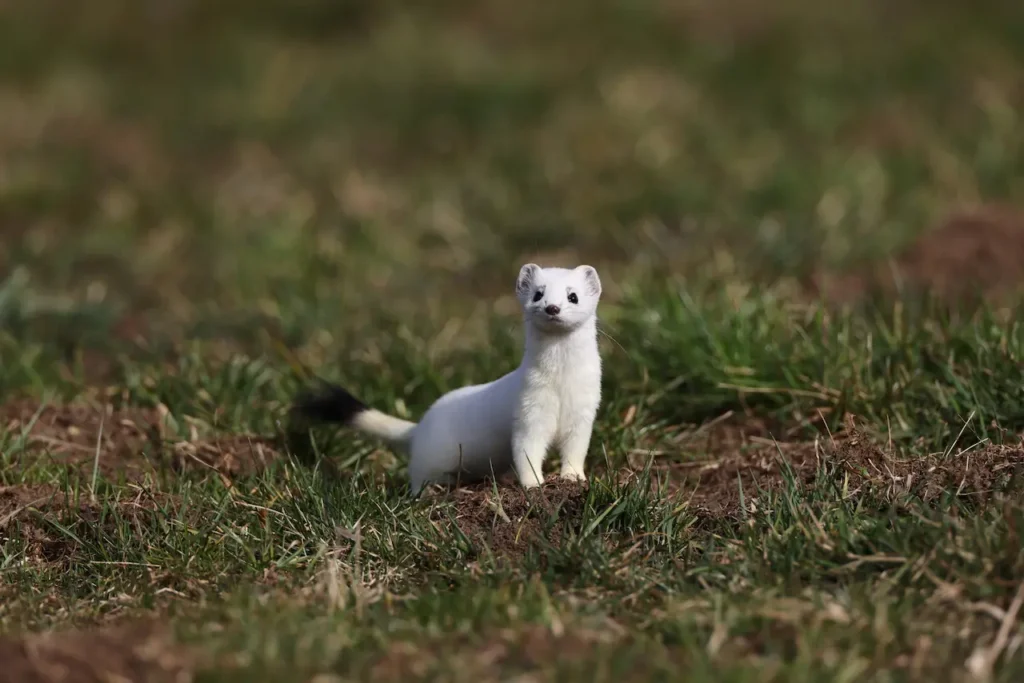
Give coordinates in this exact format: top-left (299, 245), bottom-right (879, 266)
top-left (559, 468), bottom-right (586, 482)
top-left (517, 473), bottom-right (544, 489)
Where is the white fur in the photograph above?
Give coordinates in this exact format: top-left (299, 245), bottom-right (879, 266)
top-left (352, 410), bottom-right (416, 444)
top-left (353, 264), bottom-right (602, 494)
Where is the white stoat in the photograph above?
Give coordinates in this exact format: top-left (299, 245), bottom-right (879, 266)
top-left (291, 263), bottom-right (603, 494)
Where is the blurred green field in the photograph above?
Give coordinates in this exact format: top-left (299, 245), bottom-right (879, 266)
top-left (2, 1), bottom-right (1024, 681)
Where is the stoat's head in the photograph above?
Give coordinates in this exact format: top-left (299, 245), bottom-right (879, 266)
top-left (515, 263), bottom-right (602, 334)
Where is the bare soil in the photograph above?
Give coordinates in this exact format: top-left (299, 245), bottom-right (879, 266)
top-left (811, 206), bottom-right (1024, 305)
top-left (369, 624), bottom-right (625, 680)
top-left (1, 398), bottom-right (284, 566)
top-left (666, 416), bottom-right (1024, 520)
top-left (0, 480), bottom-right (179, 567)
top-left (0, 622), bottom-right (193, 683)
top-left (434, 477), bottom-right (591, 561)
top-left (1, 399), bottom-right (283, 480)
top-left (0, 483), bottom-right (69, 563)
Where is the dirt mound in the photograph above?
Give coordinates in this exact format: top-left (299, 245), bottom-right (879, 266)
top-left (370, 624), bottom-right (620, 681)
top-left (812, 206), bottom-right (1024, 305)
top-left (435, 477), bottom-right (590, 560)
top-left (0, 485), bottom-right (65, 563)
top-left (0, 484), bottom-right (79, 564)
top-left (1, 399), bottom-right (161, 478)
top-left (0, 622), bottom-right (193, 683)
top-left (896, 207), bottom-right (1024, 302)
top-left (667, 417), bottom-right (1024, 520)
top-left (667, 432), bottom-right (818, 518)
top-left (1, 399), bottom-right (283, 480)
top-left (0, 482), bottom-right (177, 566)
top-left (0, 399), bottom-right (284, 565)
top-left (828, 425), bottom-right (1024, 502)
top-left (0, 484), bottom-right (59, 525)
top-left (168, 435), bottom-right (282, 478)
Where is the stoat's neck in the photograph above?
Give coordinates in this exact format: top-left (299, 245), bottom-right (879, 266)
top-left (521, 316), bottom-right (598, 370)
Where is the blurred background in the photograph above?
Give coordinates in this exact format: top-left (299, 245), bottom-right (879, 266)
top-left (1, 0), bottom-right (1022, 385)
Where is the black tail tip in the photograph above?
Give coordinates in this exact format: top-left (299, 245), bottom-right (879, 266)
top-left (289, 381), bottom-right (368, 425)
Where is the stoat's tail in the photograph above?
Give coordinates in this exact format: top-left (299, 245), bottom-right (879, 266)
top-left (290, 381), bottom-right (416, 445)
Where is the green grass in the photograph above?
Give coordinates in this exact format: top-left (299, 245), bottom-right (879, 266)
top-left (2, 0), bottom-right (1024, 681)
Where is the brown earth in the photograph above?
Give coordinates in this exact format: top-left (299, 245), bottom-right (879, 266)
top-left (0, 483), bottom-right (70, 564)
top-left (0, 480), bottom-right (180, 567)
top-left (0, 622), bottom-right (193, 683)
top-left (433, 477), bottom-right (591, 561)
top-left (370, 623), bottom-right (627, 680)
top-left (666, 416), bottom-right (1024, 520)
top-left (811, 206), bottom-right (1024, 305)
top-left (0, 399), bottom-right (283, 480)
top-left (1, 398), bottom-right (285, 566)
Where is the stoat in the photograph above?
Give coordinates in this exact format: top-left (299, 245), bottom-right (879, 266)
top-left (290, 263), bottom-right (603, 493)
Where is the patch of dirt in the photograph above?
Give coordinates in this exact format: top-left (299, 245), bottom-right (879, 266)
top-left (0, 483), bottom-right (58, 524)
top-left (0, 482), bottom-right (176, 566)
top-left (667, 416), bottom-right (1024, 520)
top-left (168, 435), bottom-right (282, 478)
top-left (838, 99), bottom-right (923, 153)
top-left (370, 624), bottom-right (624, 681)
top-left (1, 399), bottom-right (283, 480)
top-left (895, 207), bottom-right (1024, 301)
top-left (666, 429), bottom-right (817, 518)
top-left (0, 622), bottom-right (193, 683)
top-left (811, 206), bottom-right (1024, 305)
top-left (0, 484), bottom-right (76, 564)
top-left (434, 477), bottom-right (591, 560)
top-left (827, 423), bottom-right (1024, 503)
top-left (1, 399), bottom-right (163, 479)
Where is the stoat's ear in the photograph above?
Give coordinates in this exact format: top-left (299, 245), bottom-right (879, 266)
top-left (516, 263), bottom-right (540, 300)
top-left (576, 265), bottom-right (601, 298)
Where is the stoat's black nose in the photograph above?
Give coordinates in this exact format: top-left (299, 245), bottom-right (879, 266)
top-left (544, 305), bottom-right (561, 316)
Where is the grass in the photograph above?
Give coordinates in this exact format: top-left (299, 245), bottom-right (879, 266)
top-left (2, 0), bottom-right (1024, 681)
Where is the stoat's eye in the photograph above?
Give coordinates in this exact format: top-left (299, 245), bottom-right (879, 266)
top-left (532, 290), bottom-right (543, 302)
top-left (568, 293), bottom-right (579, 304)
